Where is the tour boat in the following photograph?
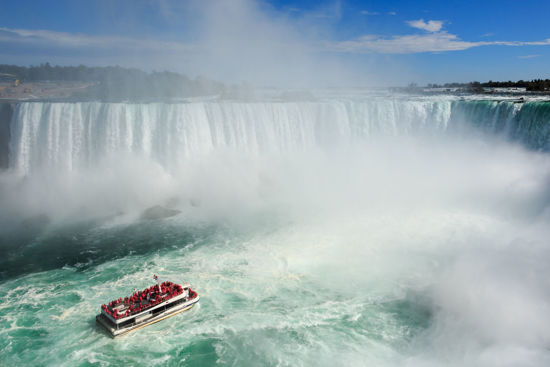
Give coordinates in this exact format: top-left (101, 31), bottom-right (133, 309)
top-left (96, 280), bottom-right (199, 338)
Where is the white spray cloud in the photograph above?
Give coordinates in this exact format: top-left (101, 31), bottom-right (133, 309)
top-left (0, 0), bottom-right (357, 87)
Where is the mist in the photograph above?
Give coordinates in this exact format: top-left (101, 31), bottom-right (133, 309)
top-left (0, 0), bottom-right (377, 88)
top-left (175, 0), bottom-right (359, 87)
top-left (4, 101), bottom-right (550, 365)
top-left (2, 97), bottom-right (550, 366)
top-left (4, 98), bottom-right (549, 225)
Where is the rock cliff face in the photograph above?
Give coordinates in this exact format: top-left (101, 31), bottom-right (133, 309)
top-left (0, 103), bottom-right (13, 169)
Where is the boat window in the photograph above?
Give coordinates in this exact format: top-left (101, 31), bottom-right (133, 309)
top-left (119, 318), bottom-right (136, 328)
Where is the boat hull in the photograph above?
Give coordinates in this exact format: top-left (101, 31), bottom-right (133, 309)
top-left (96, 296), bottom-right (199, 338)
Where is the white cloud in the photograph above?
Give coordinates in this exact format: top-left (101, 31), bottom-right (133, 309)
top-left (328, 32), bottom-right (550, 54)
top-left (518, 54), bottom-right (541, 59)
top-left (326, 16), bottom-right (550, 55)
top-left (524, 39), bottom-right (550, 46)
top-left (360, 10), bottom-right (379, 15)
top-left (5, 24), bottom-right (550, 61)
top-left (407, 19), bottom-right (444, 32)
top-left (0, 27), bottom-right (193, 53)
top-left (329, 32), bottom-right (474, 54)
top-left (388, 11), bottom-right (397, 16)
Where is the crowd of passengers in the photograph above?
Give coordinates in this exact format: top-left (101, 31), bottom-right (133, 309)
top-left (101, 281), bottom-right (190, 319)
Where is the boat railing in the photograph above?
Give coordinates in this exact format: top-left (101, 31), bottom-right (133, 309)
top-left (102, 281), bottom-right (188, 320)
top-left (113, 297), bottom-right (193, 329)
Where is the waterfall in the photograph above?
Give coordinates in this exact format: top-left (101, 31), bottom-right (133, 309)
top-left (449, 100), bottom-right (550, 148)
top-left (8, 99), bottom-right (550, 174)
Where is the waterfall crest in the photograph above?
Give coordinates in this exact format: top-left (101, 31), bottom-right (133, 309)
top-left (9, 99), bottom-right (550, 174)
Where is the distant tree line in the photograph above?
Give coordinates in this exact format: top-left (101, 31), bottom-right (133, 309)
top-left (427, 79), bottom-right (550, 92)
top-left (0, 63), bottom-right (226, 100)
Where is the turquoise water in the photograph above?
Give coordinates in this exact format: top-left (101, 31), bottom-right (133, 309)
top-left (448, 100), bottom-right (550, 149)
top-left (0, 217), bottom-right (435, 366)
top-left (3, 201), bottom-right (550, 366)
top-left (2, 96), bottom-right (550, 366)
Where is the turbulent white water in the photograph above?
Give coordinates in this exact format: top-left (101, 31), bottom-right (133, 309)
top-left (2, 95), bottom-right (550, 366)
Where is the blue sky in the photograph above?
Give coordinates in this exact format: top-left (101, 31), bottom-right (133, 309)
top-left (1, 0), bottom-right (549, 86)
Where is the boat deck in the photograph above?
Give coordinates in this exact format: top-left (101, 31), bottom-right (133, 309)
top-left (96, 294), bottom-right (200, 337)
top-left (96, 280), bottom-right (199, 337)
top-left (101, 281), bottom-right (189, 321)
